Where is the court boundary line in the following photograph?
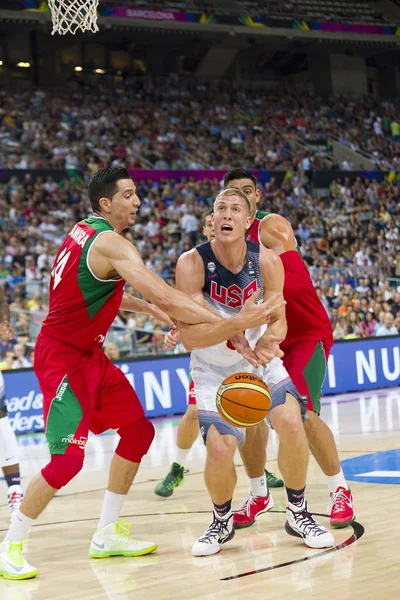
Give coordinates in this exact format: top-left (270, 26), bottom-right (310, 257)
top-left (220, 517), bottom-right (365, 580)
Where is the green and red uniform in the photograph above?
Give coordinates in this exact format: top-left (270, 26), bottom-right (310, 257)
top-left (35, 216), bottom-right (144, 456)
top-left (246, 210), bottom-right (333, 413)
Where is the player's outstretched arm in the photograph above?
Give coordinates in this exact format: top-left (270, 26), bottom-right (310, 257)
top-left (90, 232), bottom-right (219, 325)
top-left (254, 246), bottom-right (287, 366)
top-left (120, 292), bottom-right (175, 328)
top-left (177, 249), bottom-right (284, 352)
top-left (259, 214), bottom-right (310, 297)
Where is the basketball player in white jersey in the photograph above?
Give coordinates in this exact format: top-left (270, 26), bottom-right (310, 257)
top-left (175, 188), bottom-right (335, 556)
top-left (0, 286), bottom-right (24, 515)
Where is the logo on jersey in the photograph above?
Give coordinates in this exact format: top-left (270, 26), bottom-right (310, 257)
top-left (95, 334), bottom-right (106, 345)
top-left (207, 262), bottom-right (216, 273)
top-left (210, 280), bottom-right (257, 309)
top-left (248, 260), bottom-right (255, 277)
top-left (61, 434), bottom-right (87, 450)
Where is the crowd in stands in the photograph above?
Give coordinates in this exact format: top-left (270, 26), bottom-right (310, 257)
top-left (2, 78), bottom-right (400, 173)
top-left (1, 160), bottom-right (399, 367)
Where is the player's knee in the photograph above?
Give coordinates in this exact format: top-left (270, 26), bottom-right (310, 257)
top-left (273, 401), bottom-right (304, 441)
top-left (207, 432), bottom-right (235, 464)
top-left (208, 442), bottom-right (232, 464)
top-left (41, 454), bottom-right (84, 490)
top-left (116, 416), bottom-right (155, 463)
top-left (304, 410), bottom-right (319, 432)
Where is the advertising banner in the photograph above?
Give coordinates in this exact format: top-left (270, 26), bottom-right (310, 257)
top-left (105, 8), bottom-right (191, 22)
top-left (129, 169), bottom-right (286, 186)
top-left (3, 336), bottom-right (399, 434)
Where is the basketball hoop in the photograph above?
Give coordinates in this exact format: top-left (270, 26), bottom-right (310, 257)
top-left (48, 0), bottom-right (99, 35)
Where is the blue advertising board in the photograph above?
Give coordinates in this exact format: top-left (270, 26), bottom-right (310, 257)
top-left (3, 336), bottom-right (399, 434)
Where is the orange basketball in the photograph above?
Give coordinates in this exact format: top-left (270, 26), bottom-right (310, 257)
top-left (216, 372), bottom-right (271, 428)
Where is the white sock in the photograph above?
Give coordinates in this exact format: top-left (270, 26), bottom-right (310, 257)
top-left (0, 416), bottom-right (19, 467)
top-left (5, 509), bottom-right (35, 541)
top-left (175, 447), bottom-right (190, 468)
top-left (249, 475), bottom-right (268, 498)
top-left (97, 491), bottom-right (126, 531)
top-left (327, 469), bottom-right (348, 494)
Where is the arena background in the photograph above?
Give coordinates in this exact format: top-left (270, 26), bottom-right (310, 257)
top-left (0, 0), bottom-right (399, 433)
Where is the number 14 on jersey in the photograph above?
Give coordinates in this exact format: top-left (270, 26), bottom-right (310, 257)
top-left (51, 248), bottom-right (71, 289)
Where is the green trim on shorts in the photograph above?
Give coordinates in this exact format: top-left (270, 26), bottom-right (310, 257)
top-left (46, 376), bottom-right (83, 454)
top-left (303, 342), bottom-right (327, 414)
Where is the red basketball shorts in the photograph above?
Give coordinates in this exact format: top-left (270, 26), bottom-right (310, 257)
top-left (34, 333), bottom-right (144, 456)
top-left (282, 339), bottom-right (330, 413)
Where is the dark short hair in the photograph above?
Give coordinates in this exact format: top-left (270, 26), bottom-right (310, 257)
top-left (88, 167), bottom-right (131, 212)
top-left (223, 168), bottom-right (257, 189)
top-left (202, 208), bottom-right (213, 227)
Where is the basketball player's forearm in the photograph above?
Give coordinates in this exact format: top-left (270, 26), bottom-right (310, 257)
top-left (162, 288), bottom-right (221, 325)
top-left (124, 268), bottom-right (219, 325)
top-left (262, 317), bottom-right (287, 345)
top-left (120, 293), bottom-right (154, 315)
top-left (179, 317), bottom-right (243, 351)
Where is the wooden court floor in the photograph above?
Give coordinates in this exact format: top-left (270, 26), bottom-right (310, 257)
top-left (1, 386), bottom-right (399, 600)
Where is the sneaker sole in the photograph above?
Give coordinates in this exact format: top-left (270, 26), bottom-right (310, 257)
top-left (234, 496), bottom-right (275, 529)
top-left (330, 516), bottom-right (356, 529)
top-left (0, 569), bottom-right (38, 580)
top-left (89, 544), bottom-right (158, 559)
top-left (285, 523), bottom-right (334, 549)
top-left (154, 478), bottom-right (184, 498)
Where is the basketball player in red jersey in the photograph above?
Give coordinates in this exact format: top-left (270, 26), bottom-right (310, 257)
top-left (224, 168), bottom-right (355, 530)
top-left (0, 168), bottom-right (280, 580)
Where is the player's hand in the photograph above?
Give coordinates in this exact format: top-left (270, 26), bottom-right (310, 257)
top-left (164, 328), bottom-right (180, 349)
top-left (230, 332), bottom-right (261, 368)
top-left (239, 291), bottom-right (286, 329)
top-left (151, 306), bottom-right (176, 329)
top-left (254, 335), bottom-right (284, 367)
top-left (0, 321), bottom-right (15, 342)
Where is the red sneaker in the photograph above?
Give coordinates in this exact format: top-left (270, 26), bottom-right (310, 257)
top-left (233, 493), bottom-right (274, 529)
top-left (329, 487), bottom-right (355, 528)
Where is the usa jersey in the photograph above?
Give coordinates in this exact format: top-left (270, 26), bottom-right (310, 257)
top-left (41, 216), bottom-right (125, 350)
top-left (191, 240), bottom-right (266, 368)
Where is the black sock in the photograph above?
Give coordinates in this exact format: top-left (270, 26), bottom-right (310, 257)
top-left (5, 472), bottom-right (21, 488)
top-left (286, 486), bottom-right (306, 508)
top-left (213, 499), bottom-right (232, 518)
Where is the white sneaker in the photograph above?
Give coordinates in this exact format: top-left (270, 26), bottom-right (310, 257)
top-left (285, 503), bottom-right (335, 549)
top-left (0, 540), bottom-right (38, 580)
top-left (89, 520), bottom-right (157, 558)
top-left (7, 485), bottom-right (23, 515)
top-left (192, 512), bottom-right (235, 557)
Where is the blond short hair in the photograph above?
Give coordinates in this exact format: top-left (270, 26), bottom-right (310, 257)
top-left (214, 187), bottom-right (251, 215)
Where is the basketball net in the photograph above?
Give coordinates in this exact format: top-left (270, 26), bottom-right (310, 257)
top-left (48, 0), bottom-right (99, 35)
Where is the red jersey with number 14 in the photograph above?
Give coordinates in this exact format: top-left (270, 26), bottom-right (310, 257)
top-left (246, 216), bottom-right (333, 351)
top-left (40, 216), bottom-right (125, 350)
